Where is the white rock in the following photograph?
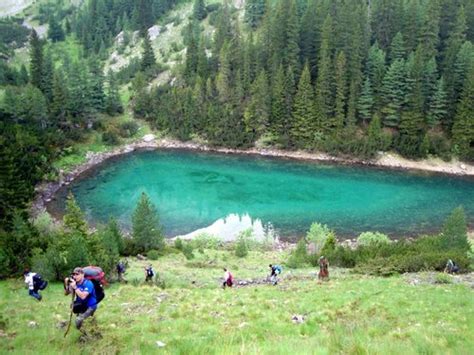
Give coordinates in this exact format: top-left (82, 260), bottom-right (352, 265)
top-left (460, 164), bottom-right (466, 170)
top-left (148, 25), bottom-right (161, 40)
top-left (143, 134), bottom-right (156, 143)
top-left (28, 321), bottom-right (38, 328)
top-left (156, 341), bottom-right (166, 347)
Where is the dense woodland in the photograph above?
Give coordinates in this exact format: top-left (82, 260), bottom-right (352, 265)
top-left (0, 0), bottom-right (473, 277)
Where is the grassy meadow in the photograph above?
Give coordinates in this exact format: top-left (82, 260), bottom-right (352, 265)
top-left (1, 249), bottom-right (473, 354)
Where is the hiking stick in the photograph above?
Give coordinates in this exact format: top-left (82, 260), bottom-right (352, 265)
top-left (64, 292), bottom-right (74, 337)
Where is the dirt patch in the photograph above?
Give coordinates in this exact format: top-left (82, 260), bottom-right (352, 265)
top-left (404, 272), bottom-right (474, 288)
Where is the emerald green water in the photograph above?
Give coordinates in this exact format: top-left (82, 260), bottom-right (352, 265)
top-left (49, 149), bottom-right (474, 238)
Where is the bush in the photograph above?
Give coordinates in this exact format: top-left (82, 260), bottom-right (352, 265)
top-left (286, 238), bottom-right (309, 268)
top-left (441, 206), bottom-right (470, 251)
top-left (235, 234), bottom-right (249, 258)
top-left (119, 121), bottom-right (139, 138)
top-left (190, 233), bottom-right (221, 250)
top-left (182, 243), bottom-right (195, 260)
top-left (357, 232), bottom-right (390, 247)
top-left (434, 273), bottom-right (452, 284)
top-left (147, 250), bottom-right (160, 260)
top-left (174, 238), bottom-right (183, 250)
top-left (102, 129), bottom-right (120, 145)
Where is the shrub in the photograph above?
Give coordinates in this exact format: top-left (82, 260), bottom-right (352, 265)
top-left (182, 243), bottom-right (195, 260)
top-left (441, 206), bottom-right (469, 251)
top-left (235, 234), bottom-right (249, 258)
top-left (190, 233), bottom-right (221, 250)
top-left (174, 238), bottom-right (183, 250)
top-left (119, 121), bottom-right (139, 138)
top-left (147, 249), bottom-right (160, 260)
top-left (102, 129), bottom-right (120, 145)
top-left (286, 238), bottom-right (309, 268)
top-left (434, 273), bottom-right (452, 284)
top-left (357, 232), bottom-right (390, 247)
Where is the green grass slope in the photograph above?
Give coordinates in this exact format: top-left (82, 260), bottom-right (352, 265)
top-left (1, 250), bottom-right (473, 354)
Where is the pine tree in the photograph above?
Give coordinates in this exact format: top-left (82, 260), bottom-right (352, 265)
top-left (370, 0), bottom-right (404, 50)
top-left (19, 65), bottom-right (29, 85)
top-left (441, 206), bottom-right (469, 251)
top-left (63, 193), bottom-right (88, 238)
top-left (88, 57), bottom-right (106, 112)
top-left (132, 192), bottom-right (164, 253)
top-left (244, 70), bottom-right (270, 141)
top-left (51, 68), bottom-right (70, 125)
top-left (216, 42), bottom-right (232, 103)
top-left (41, 49), bottom-right (54, 101)
top-left (366, 42), bottom-right (386, 110)
top-left (299, 0), bottom-right (318, 78)
top-left (193, 0), bottom-right (207, 21)
top-left (427, 77), bottom-right (447, 128)
top-left (244, 0), bottom-right (266, 28)
top-left (419, 0), bottom-right (441, 60)
top-left (389, 32), bottom-right (405, 63)
top-left (29, 30), bottom-right (43, 90)
top-left (381, 59), bottom-right (406, 128)
top-left (291, 63), bottom-right (315, 148)
top-left (452, 67), bottom-right (474, 159)
top-left (271, 64), bottom-right (287, 138)
top-left (48, 15), bottom-right (65, 42)
top-left (315, 15), bottom-right (334, 132)
top-left (358, 77), bottom-right (374, 124)
top-left (105, 70), bottom-right (123, 115)
top-left (333, 51), bottom-right (347, 130)
top-left (141, 32), bottom-right (156, 73)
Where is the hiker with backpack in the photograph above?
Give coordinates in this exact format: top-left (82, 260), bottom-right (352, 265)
top-left (24, 269), bottom-right (47, 301)
top-left (269, 264), bottom-right (282, 285)
top-left (318, 256), bottom-right (329, 281)
top-left (64, 267), bottom-right (99, 330)
top-left (145, 264), bottom-right (154, 282)
top-left (117, 261), bottom-right (126, 282)
top-left (444, 259), bottom-right (460, 274)
top-left (222, 268), bottom-right (233, 288)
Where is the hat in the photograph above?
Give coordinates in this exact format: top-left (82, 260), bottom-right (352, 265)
top-left (73, 267), bottom-right (84, 274)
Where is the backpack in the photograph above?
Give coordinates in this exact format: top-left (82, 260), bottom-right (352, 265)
top-left (147, 267), bottom-right (154, 277)
top-left (82, 266), bottom-right (106, 303)
top-left (33, 273), bottom-right (48, 290)
top-left (274, 265), bottom-right (282, 274)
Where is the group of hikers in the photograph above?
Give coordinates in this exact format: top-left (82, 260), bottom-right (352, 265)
top-left (22, 255), bottom-right (459, 334)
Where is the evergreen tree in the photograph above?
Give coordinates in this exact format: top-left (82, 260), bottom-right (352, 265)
top-left (132, 192), bottom-right (164, 253)
top-left (88, 57), bottom-right (106, 112)
top-left (29, 30), bottom-right (43, 90)
top-left (47, 15), bottom-right (65, 42)
top-left (389, 32), bottom-right (405, 63)
top-left (358, 77), bottom-right (374, 124)
top-left (51, 68), bottom-right (70, 125)
top-left (63, 193), bottom-right (88, 238)
top-left (106, 217), bottom-right (124, 255)
top-left (105, 70), bottom-right (123, 115)
top-left (427, 77), bottom-right (447, 128)
top-left (441, 206), bottom-right (469, 251)
top-left (370, 0), bottom-right (403, 50)
top-left (299, 0), bottom-right (318, 79)
top-left (366, 42), bottom-right (386, 110)
top-left (18, 65), bottom-right (29, 85)
top-left (381, 59), bottom-right (406, 128)
top-left (216, 42), bottom-right (232, 103)
top-left (141, 32), bottom-right (156, 73)
top-left (315, 15), bottom-right (334, 132)
top-left (244, 0), bottom-right (266, 28)
top-left (291, 63), bottom-right (315, 148)
top-left (193, 0), bottom-right (207, 21)
top-left (17, 85), bottom-right (48, 129)
top-left (452, 67), bottom-right (474, 159)
top-left (419, 0), bottom-right (441, 60)
top-left (271, 64), bottom-right (288, 139)
top-left (41, 49), bottom-right (54, 101)
top-left (244, 70), bottom-right (270, 141)
top-left (333, 51), bottom-right (347, 130)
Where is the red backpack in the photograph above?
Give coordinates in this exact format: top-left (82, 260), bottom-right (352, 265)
top-left (82, 266), bottom-right (106, 303)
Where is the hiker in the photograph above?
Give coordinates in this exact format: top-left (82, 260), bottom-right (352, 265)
top-left (145, 264), bottom-right (154, 282)
top-left (222, 268), bottom-right (233, 288)
top-left (24, 269), bottom-right (46, 301)
top-left (444, 259), bottom-right (459, 274)
top-left (269, 264), bottom-right (282, 285)
top-left (318, 256), bottom-right (329, 281)
top-left (116, 261), bottom-right (126, 282)
top-left (64, 267), bottom-right (98, 330)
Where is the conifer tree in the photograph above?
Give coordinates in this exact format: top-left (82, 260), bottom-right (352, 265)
top-left (389, 32), bottom-right (405, 63)
top-left (441, 206), bottom-right (469, 251)
top-left (271, 64), bottom-right (287, 138)
top-left (193, 0), bottom-right (207, 21)
top-left (427, 77), bottom-right (447, 128)
top-left (132, 192), bottom-right (164, 253)
top-left (366, 43), bottom-right (386, 110)
top-left (419, 0), bottom-right (441, 60)
top-left (299, 0), bottom-right (318, 78)
top-left (29, 30), bottom-right (43, 90)
top-left (315, 15), bottom-right (334, 132)
top-left (48, 15), bottom-right (65, 42)
top-left (216, 42), bottom-right (232, 103)
top-left (88, 57), bottom-right (106, 112)
top-left (196, 35), bottom-right (209, 80)
top-left (40, 49), bottom-right (54, 101)
top-left (105, 70), bottom-right (123, 116)
top-left (358, 77), bottom-right (374, 124)
top-left (141, 32), bottom-right (156, 73)
top-left (244, 70), bottom-right (270, 141)
top-left (333, 51), bottom-right (347, 129)
top-left (291, 63), bottom-right (315, 148)
top-left (381, 59), bottom-right (406, 128)
top-left (244, 0), bottom-right (266, 28)
top-left (63, 193), bottom-right (88, 238)
top-left (452, 67), bottom-right (474, 159)
top-left (51, 68), bottom-right (70, 124)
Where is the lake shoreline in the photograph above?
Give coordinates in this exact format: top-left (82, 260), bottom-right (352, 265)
top-left (32, 136), bottom-right (474, 237)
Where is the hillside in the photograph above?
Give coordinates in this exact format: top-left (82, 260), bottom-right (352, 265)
top-left (1, 250), bottom-right (473, 354)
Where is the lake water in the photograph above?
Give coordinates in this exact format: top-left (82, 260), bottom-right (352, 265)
top-left (48, 149), bottom-right (474, 239)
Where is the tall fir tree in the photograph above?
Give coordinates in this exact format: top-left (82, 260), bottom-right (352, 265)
top-left (29, 30), bottom-right (43, 90)
top-left (427, 77), bottom-right (447, 128)
top-left (193, 0), bottom-right (207, 21)
top-left (358, 77), bottom-right (374, 124)
top-left (51, 68), bottom-right (70, 125)
top-left (381, 59), bottom-right (406, 128)
top-left (105, 70), bottom-right (123, 116)
top-left (244, 0), bottom-right (266, 28)
top-left (333, 51), bottom-right (347, 130)
top-left (244, 70), bottom-right (270, 141)
top-left (132, 192), bottom-right (165, 253)
top-left (291, 63), bottom-right (315, 148)
top-left (141, 32), bottom-right (156, 73)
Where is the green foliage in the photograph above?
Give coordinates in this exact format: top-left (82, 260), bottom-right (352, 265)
top-left (63, 193), bottom-right (88, 237)
top-left (147, 250), bottom-right (160, 260)
top-left (132, 192), bottom-right (165, 253)
top-left (441, 206), bottom-right (469, 251)
top-left (235, 231), bottom-right (250, 258)
top-left (357, 232), bottom-right (390, 247)
top-left (102, 128), bottom-right (120, 145)
top-left (182, 243), bottom-right (195, 260)
top-left (306, 223), bottom-right (333, 254)
top-left (118, 121), bottom-right (139, 138)
top-left (286, 238), bottom-right (308, 269)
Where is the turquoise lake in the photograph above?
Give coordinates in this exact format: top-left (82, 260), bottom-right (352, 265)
top-left (48, 149), bottom-right (474, 238)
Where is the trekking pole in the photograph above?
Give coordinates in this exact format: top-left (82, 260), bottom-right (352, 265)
top-left (64, 292), bottom-right (74, 338)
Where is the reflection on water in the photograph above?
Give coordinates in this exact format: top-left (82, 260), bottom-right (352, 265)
top-left (176, 213), bottom-right (277, 242)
